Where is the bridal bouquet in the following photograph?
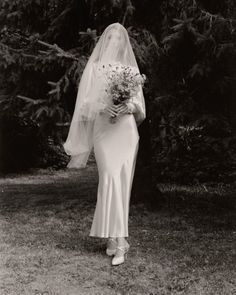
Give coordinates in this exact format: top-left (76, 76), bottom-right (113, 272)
top-left (99, 62), bottom-right (146, 123)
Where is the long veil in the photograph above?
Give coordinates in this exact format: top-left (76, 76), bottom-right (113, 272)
top-left (63, 22), bottom-right (146, 169)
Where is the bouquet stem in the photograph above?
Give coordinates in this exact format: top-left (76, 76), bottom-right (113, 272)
top-left (109, 101), bottom-right (120, 124)
top-left (109, 115), bottom-right (117, 124)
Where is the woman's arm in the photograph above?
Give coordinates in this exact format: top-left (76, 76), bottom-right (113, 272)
top-left (130, 85), bottom-right (146, 126)
top-left (126, 101), bottom-right (137, 114)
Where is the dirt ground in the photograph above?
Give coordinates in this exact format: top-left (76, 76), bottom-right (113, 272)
top-left (0, 163), bottom-right (235, 295)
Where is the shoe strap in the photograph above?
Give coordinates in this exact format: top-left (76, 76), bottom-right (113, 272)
top-left (116, 245), bottom-right (129, 252)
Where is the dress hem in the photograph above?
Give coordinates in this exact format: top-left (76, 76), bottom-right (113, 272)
top-left (89, 233), bottom-right (129, 238)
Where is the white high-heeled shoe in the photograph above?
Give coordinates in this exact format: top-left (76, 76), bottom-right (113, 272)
top-left (106, 238), bottom-right (117, 256)
top-left (111, 242), bottom-right (130, 266)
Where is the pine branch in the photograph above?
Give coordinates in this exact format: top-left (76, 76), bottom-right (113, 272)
top-left (0, 38), bottom-right (79, 61)
top-left (122, 0), bottom-right (135, 26)
top-left (37, 40), bottom-right (79, 61)
top-left (17, 95), bottom-right (45, 104)
top-left (200, 8), bottom-right (236, 23)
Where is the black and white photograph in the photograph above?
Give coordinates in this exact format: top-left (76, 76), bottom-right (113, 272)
top-left (0, 0), bottom-right (236, 294)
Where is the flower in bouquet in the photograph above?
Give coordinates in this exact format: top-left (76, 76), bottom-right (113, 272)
top-left (99, 62), bottom-right (146, 123)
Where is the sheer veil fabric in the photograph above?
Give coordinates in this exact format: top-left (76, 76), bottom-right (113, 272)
top-left (63, 22), bottom-right (146, 169)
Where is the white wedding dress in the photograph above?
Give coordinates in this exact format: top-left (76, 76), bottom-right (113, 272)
top-left (63, 23), bottom-right (145, 238)
top-left (89, 107), bottom-right (139, 238)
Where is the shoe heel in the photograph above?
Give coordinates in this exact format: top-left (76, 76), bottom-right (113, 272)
top-left (106, 248), bottom-right (116, 256)
top-left (106, 238), bottom-right (117, 256)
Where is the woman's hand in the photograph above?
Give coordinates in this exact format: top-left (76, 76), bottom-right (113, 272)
top-left (100, 104), bottom-right (118, 117)
top-left (116, 102), bottom-right (136, 115)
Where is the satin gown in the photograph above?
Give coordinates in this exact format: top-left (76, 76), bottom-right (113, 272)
top-left (89, 110), bottom-right (139, 238)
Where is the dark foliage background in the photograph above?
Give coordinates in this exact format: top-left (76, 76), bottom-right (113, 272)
top-left (0, 0), bottom-right (236, 184)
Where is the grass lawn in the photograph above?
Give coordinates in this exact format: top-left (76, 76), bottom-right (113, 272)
top-left (0, 163), bottom-right (235, 295)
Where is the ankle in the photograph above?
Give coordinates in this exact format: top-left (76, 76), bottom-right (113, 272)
top-left (117, 237), bottom-right (127, 246)
top-left (108, 237), bottom-right (117, 241)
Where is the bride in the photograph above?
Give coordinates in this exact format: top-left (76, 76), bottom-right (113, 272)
top-left (63, 22), bottom-right (146, 266)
